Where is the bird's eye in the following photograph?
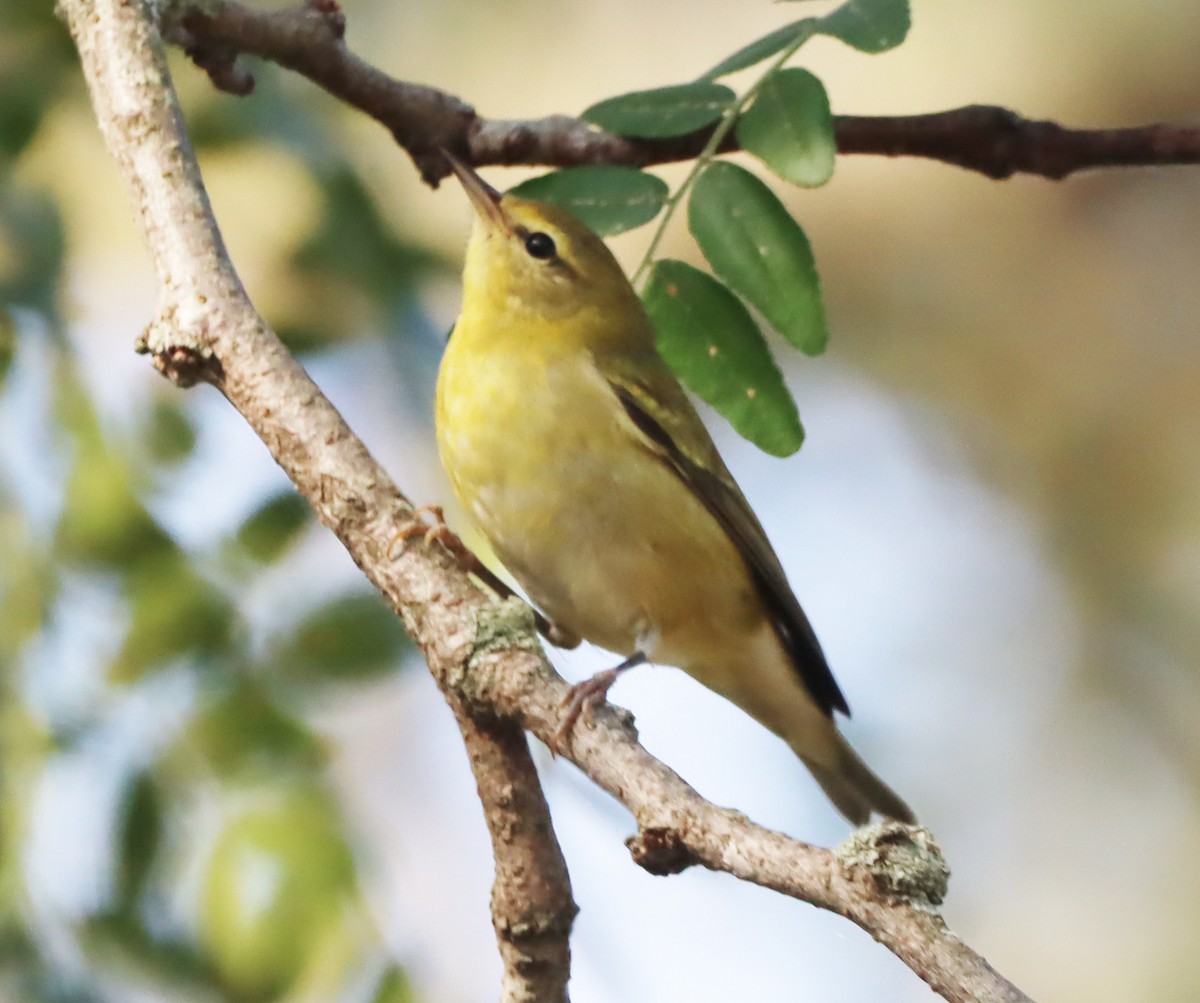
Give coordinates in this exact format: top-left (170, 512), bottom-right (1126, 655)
top-left (524, 232), bottom-right (556, 260)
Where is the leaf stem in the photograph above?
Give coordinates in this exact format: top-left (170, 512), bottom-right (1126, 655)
top-left (630, 21), bottom-right (818, 288)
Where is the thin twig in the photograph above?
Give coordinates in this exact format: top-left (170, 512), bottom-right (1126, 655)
top-left (63, 0), bottom-right (1036, 999)
top-left (165, 0), bottom-right (1200, 183)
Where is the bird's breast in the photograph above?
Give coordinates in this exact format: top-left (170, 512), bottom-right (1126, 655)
top-left (435, 324), bottom-right (761, 660)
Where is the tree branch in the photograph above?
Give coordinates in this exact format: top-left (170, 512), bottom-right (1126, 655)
top-left (165, 0), bottom-right (1200, 182)
top-left (465, 613), bottom-right (1029, 1003)
top-left (60, 2), bottom-right (575, 999)
top-left (452, 702), bottom-right (576, 1003)
top-left (62, 0), bottom-right (1035, 999)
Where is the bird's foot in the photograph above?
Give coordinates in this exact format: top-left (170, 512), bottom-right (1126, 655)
top-left (549, 651), bottom-right (647, 754)
top-left (389, 504), bottom-right (469, 560)
top-left (388, 506), bottom-right (580, 649)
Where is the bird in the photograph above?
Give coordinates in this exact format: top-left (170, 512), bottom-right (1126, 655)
top-left (434, 152), bottom-right (914, 825)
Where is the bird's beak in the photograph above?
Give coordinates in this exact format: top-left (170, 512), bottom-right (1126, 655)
top-left (442, 150), bottom-right (510, 235)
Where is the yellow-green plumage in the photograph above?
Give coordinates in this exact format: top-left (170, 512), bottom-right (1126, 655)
top-left (436, 157), bottom-right (913, 825)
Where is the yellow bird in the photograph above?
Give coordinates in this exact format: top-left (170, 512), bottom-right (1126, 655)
top-left (436, 154), bottom-right (914, 825)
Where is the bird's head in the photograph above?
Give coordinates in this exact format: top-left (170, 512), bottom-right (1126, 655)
top-left (445, 152), bottom-right (642, 328)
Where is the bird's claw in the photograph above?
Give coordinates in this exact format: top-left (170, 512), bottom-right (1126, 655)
top-left (549, 667), bottom-right (623, 754)
top-left (548, 651), bottom-right (647, 754)
top-left (389, 507), bottom-right (580, 650)
top-left (389, 504), bottom-right (469, 560)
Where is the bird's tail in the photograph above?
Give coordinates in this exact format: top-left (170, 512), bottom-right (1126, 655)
top-left (685, 628), bottom-right (914, 825)
top-left (798, 733), bottom-right (915, 826)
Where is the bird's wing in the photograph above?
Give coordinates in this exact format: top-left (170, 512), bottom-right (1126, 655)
top-left (603, 354), bottom-right (850, 717)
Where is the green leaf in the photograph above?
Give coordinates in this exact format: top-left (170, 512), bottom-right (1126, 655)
top-left (292, 167), bottom-right (442, 305)
top-left (187, 67), bottom-right (330, 156)
top-left (689, 162), bottom-right (827, 355)
top-left (0, 537), bottom-right (54, 659)
top-left (0, 186), bottom-right (65, 322)
top-left (115, 557), bottom-right (235, 682)
top-left (186, 681), bottom-right (325, 777)
top-left (509, 166), bottom-right (668, 236)
top-left (83, 912), bottom-right (222, 995)
top-left (0, 13), bottom-right (74, 168)
top-left (283, 167), bottom-right (446, 352)
top-left (0, 77), bottom-right (45, 166)
top-left (265, 592), bottom-right (408, 681)
top-left (235, 491), bottom-right (312, 563)
top-left (114, 773), bottom-right (162, 908)
top-left (274, 320), bottom-right (346, 354)
top-left (817, 0), bottom-right (911, 53)
top-left (56, 447), bottom-right (176, 571)
top-left (737, 68), bottom-right (835, 188)
top-left (372, 966), bottom-right (416, 1003)
top-left (703, 19), bottom-right (817, 79)
top-left (144, 398), bottom-right (197, 466)
top-left (584, 82), bottom-right (735, 139)
top-left (0, 310), bottom-right (13, 387)
top-left (200, 786), bottom-right (356, 1000)
top-left (643, 260), bottom-right (803, 457)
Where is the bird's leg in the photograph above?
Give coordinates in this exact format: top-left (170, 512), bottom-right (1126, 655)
top-left (390, 505), bottom-right (581, 649)
top-left (390, 504), bottom-right (468, 558)
top-left (538, 617), bottom-right (583, 650)
top-left (551, 651), bottom-right (648, 753)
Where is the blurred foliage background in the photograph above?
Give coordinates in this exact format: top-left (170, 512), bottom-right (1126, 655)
top-left (2, 1), bottom-right (1199, 1002)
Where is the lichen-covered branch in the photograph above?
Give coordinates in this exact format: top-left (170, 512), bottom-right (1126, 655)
top-left (61, 0), bottom-right (1035, 1000)
top-left (165, 0), bottom-right (1200, 183)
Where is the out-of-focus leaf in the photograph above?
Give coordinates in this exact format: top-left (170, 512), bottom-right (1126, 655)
top-left (56, 448), bottom-right (175, 570)
top-left (54, 372), bottom-right (181, 572)
top-left (54, 366), bottom-right (103, 448)
top-left (185, 681), bottom-right (324, 778)
top-left (689, 162), bottom-right (827, 355)
top-left (583, 82), bottom-right (735, 138)
top-left (235, 491), bottom-right (312, 563)
top-left (84, 912), bottom-right (221, 995)
top-left (0, 187), bottom-right (65, 322)
top-left (113, 773), bottom-right (162, 908)
top-left (703, 19), bottom-right (817, 78)
top-left (0, 929), bottom-right (49, 997)
top-left (0, 702), bottom-right (51, 933)
top-left (265, 592), bottom-right (408, 682)
top-left (283, 166), bottom-right (447, 352)
top-left (0, 78), bottom-right (45, 166)
top-left (736, 68), bottom-right (835, 188)
top-left (292, 167), bottom-right (442, 307)
top-left (199, 785), bottom-right (356, 1000)
top-left (114, 556), bottom-right (235, 683)
top-left (0, 310), bottom-right (15, 386)
top-left (187, 69), bottom-right (331, 156)
top-left (143, 398), bottom-right (197, 466)
top-left (643, 260), bottom-right (804, 457)
top-left (273, 320), bottom-right (346, 355)
top-left (0, 12), bottom-right (74, 167)
top-left (817, 0), bottom-right (911, 52)
top-left (509, 167), bottom-right (668, 236)
top-left (372, 966), bottom-right (416, 1003)
top-left (0, 4), bottom-right (39, 30)
top-left (0, 530), bottom-right (53, 657)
